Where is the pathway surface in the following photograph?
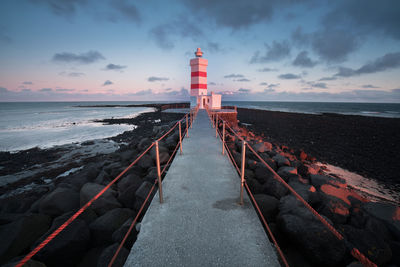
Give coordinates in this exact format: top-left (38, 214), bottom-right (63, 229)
top-left (124, 110), bottom-right (279, 266)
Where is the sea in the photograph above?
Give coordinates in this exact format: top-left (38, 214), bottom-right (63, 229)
top-left (0, 101), bottom-right (399, 152)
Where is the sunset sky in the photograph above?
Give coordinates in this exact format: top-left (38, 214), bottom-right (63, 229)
top-left (0, 0), bottom-right (400, 102)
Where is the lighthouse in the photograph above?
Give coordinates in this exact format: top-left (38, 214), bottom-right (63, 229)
top-left (190, 48), bottom-right (221, 109)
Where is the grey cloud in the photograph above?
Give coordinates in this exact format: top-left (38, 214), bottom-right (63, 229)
top-left (257, 67), bottom-right (277, 72)
top-left (238, 88), bottom-right (251, 92)
top-left (22, 89), bottom-right (31, 92)
top-left (292, 51), bottom-right (317, 67)
top-left (362, 84), bottom-right (380, 89)
top-left (335, 52), bottom-right (400, 77)
top-left (312, 82), bottom-right (328, 89)
top-left (105, 63), bottom-right (126, 71)
top-left (53, 50), bottom-right (105, 64)
top-left (250, 40), bottom-right (290, 63)
top-left (110, 0), bottom-right (140, 23)
top-left (236, 78), bottom-right (250, 82)
top-left (133, 89), bottom-right (153, 96)
top-left (59, 71), bottom-right (85, 77)
top-left (259, 82), bottom-right (268, 86)
top-left (278, 73), bottom-right (301, 79)
top-left (56, 88), bottom-right (74, 92)
top-left (207, 42), bottom-right (222, 53)
top-left (319, 76), bottom-right (337, 81)
top-left (0, 87), bottom-right (8, 93)
top-left (0, 26), bottom-right (12, 44)
top-left (148, 76), bottom-right (169, 82)
top-left (224, 74), bottom-right (244, 78)
top-left (291, 26), bottom-right (309, 46)
top-left (103, 80), bottom-right (113, 86)
top-left (22, 81), bottom-right (33, 85)
top-left (268, 83), bottom-right (280, 89)
top-left (30, 0), bottom-right (87, 17)
top-left (264, 88), bottom-right (276, 93)
top-left (40, 88), bottom-right (52, 92)
top-left (209, 82), bottom-right (216, 85)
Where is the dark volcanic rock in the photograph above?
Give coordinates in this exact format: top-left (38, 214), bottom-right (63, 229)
top-left (138, 154), bottom-right (154, 170)
top-left (89, 208), bottom-right (134, 246)
top-left (262, 178), bottom-right (288, 199)
top-left (272, 154), bottom-right (290, 167)
top-left (80, 183), bottom-right (122, 216)
top-left (39, 187), bottom-right (80, 216)
top-left (253, 194), bottom-right (279, 222)
top-left (97, 243), bottom-right (129, 267)
top-left (134, 181), bottom-right (154, 211)
top-left (78, 246), bottom-right (104, 267)
top-left (34, 213), bottom-right (90, 267)
top-left (112, 218), bottom-right (137, 248)
top-left (277, 166), bottom-right (298, 182)
top-left (118, 180), bottom-right (143, 209)
top-left (254, 165), bottom-right (273, 184)
top-left (0, 214), bottom-right (51, 264)
top-left (117, 173), bottom-right (142, 193)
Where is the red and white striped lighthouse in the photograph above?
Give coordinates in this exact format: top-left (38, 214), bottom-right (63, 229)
top-left (190, 48), bottom-right (208, 108)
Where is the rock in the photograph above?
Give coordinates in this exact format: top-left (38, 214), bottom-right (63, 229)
top-left (278, 213), bottom-right (346, 266)
top-left (279, 195), bottom-right (314, 220)
top-left (389, 241), bottom-right (400, 265)
top-left (263, 178), bottom-right (289, 199)
top-left (158, 152), bottom-right (170, 165)
top-left (138, 154), bottom-right (154, 170)
top-left (34, 213), bottom-right (90, 267)
top-left (80, 183), bottom-right (122, 216)
top-left (78, 247), bottom-right (104, 267)
top-left (319, 196), bottom-right (350, 224)
top-left (277, 166), bottom-right (298, 182)
top-left (134, 181), bottom-right (154, 211)
top-left (362, 202), bottom-right (400, 241)
top-left (365, 216), bottom-right (392, 242)
top-left (244, 169), bottom-right (255, 180)
top-left (97, 243), bottom-right (129, 267)
top-left (254, 165), bottom-right (273, 184)
top-left (309, 174), bottom-right (335, 189)
top-left (0, 214), bottom-right (51, 264)
top-left (253, 142), bottom-right (272, 153)
top-left (94, 170), bottom-right (111, 185)
top-left (0, 213), bottom-right (24, 225)
top-left (272, 154), bottom-right (290, 167)
top-left (3, 258), bottom-right (46, 267)
top-left (339, 225), bottom-right (392, 266)
top-left (137, 137), bottom-right (151, 150)
top-left (117, 173), bottom-right (142, 193)
top-left (287, 181), bottom-right (319, 205)
top-left (150, 144), bottom-right (168, 159)
top-left (89, 208), bottom-right (134, 246)
top-left (112, 218), bottom-right (137, 248)
top-left (39, 187), bottom-right (80, 216)
top-left (253, 194), bottom-right (279, 222)
top-left (119, 149), bottom-right (137, 163)
top-left (118, 180), bottom-right (143, 209)
top-left (245, 178), bottom-right (263, 194)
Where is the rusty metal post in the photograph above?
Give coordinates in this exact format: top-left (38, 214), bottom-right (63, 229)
top-left (190, 110), bottom-right (192, 128)
top-left (185, 114), bottom-right (189, 138)
top-left (240, 140), bottom-right (246, 205)
top-left (222, 121), bottom-right (225, 155)
top-left (155, 141), bottom-right (163, 203)
top-left (215, 114), bottom-right (218, 138)
top-left (178, 121), bottom-right (182, 155)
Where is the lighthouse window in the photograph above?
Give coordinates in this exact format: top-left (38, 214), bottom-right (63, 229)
top-left (208, 99), bottom-right (210, 103)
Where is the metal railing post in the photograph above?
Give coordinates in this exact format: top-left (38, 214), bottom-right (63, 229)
top-left (190, 110), bottom-right (193, 129)
top-left (215, 114), bottom-right (218, 137)
top-left (186, 114), bottom-right (189, 138)
top-left (240, 140), bottom-right (246, 205)
top-left (178, 121), bottom-right (183, 155)
top-left (222, 121), bottom-right (225, 155)
top-left (155, 141), bottom-right (163, 203)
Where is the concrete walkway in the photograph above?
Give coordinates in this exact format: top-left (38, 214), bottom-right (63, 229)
top-left (124, 110), bottom-right (279, 267)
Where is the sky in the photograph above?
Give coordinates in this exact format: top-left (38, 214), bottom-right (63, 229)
top-left (0, 0), bottom-right (400, 102)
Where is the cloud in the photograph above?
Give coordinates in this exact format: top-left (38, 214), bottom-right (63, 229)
top-left (104, 63), bottom-right (126, 71)
top-left (259, 82), bottom-right (268, 86)
top-left (150, 17), bottom-right (203, 50)
top-left (257, 67), bottom-right (277, 72)
top-left (278, 73), bottom-right (301, 79)
top-left (0, 87), bottom-right (9, 93)
top-left (109, 0), bottom-right (140, 23)
top-left (236, 78), bottom-right (250, 82)
top-left (29, 0), bottom-right (87, 17)
top-left (132, 89), bottom-right (153, 96)
top-left (311, 82), bottom-right (328, 89)
top-left (209, 82), bottom-right (217, 85)
top-left (292, 51), bottom-right (317, 67)
top-left (59, 71), bottom-right (85, 77)
top-left (224, 74), bottom-right (244, 78)
top-left (103, 80), bottom-right (113, 86)
top-left (362, 84), bottom-right (380, 89)
top-left (56, 88), bottom-right (74, 92)
top-left (40, 88), bottom-right (52, 92)
top-left (250, 40), bottom-right (290, 63)
top-left (207, 42), bottom-right (222, 53)
top-left (335, 52), bottom-right (400, 77)
top-left (264, 88), bottom-right (276, 93)
top-left (238, 88), bottom-right (251, 93)
top-left (52, 50), bottom-right (105, 64)
top-left (22, 81), bottom-right (33, 85)
top-left (148, 76), bottom-right (169, 82)
top-left (319, 76), bottom-right (337, 81)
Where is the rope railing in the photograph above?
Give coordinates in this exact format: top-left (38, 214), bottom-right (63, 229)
top-left (213, 109), bottom-right (377, 267)
top-left (16, 107), bottom-right (199, 267)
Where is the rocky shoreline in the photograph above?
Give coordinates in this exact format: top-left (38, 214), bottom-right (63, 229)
top-left (0, 106), bottom-right (186, 266)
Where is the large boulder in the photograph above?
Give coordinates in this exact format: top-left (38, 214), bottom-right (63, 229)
top-left (77, 247), bottom-right (104, 267)
top-left (134, 181), bottom-right (154, 211)
top-left (39, 187), bottom-right (80, 216)
top-left (89, 208), bottom-right (134, 246)
top-left (0, 214), bottom-right (51, 264)
top-left (278, 213), bottom-right (346, 266)
top-left (97, 243), bottom-right (129, 267)
top-left (253, 194), bottom-right (279, 222)
top-left (263, 178), bottom-right (288, 199)
top-left (254, 165), bottom-right (273, 184)
top-left (112, 218), bottom-right (137, 248)
top-left (253, 142), bottom-right (272, 153)
top-left (338, 225), bottom-right (392, 266)
top-left (362, 202), bottom-right (400, 241)
top-left (138, 154), bottom-right (154, 170)
top-left (117, 180), bottom-right (143, 209)
top-left (34, 213), bottom-right (91, 267)
top-left (245, 178), bottom-right (263, 194)
top-left (272, 154), bottom-right (290, 167)
top-left (80, 183), bottom-right (122, 216)
top-left (137, 137), bottom-right (151, 151)
top-left (319, 196), bottom-right (350, 224)
top-left (287, 181), bottom-right (319, 206)
top-left (117, 173), bottom-right (142, 193)
top-left (277, 166), bottom-right (298, 182)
